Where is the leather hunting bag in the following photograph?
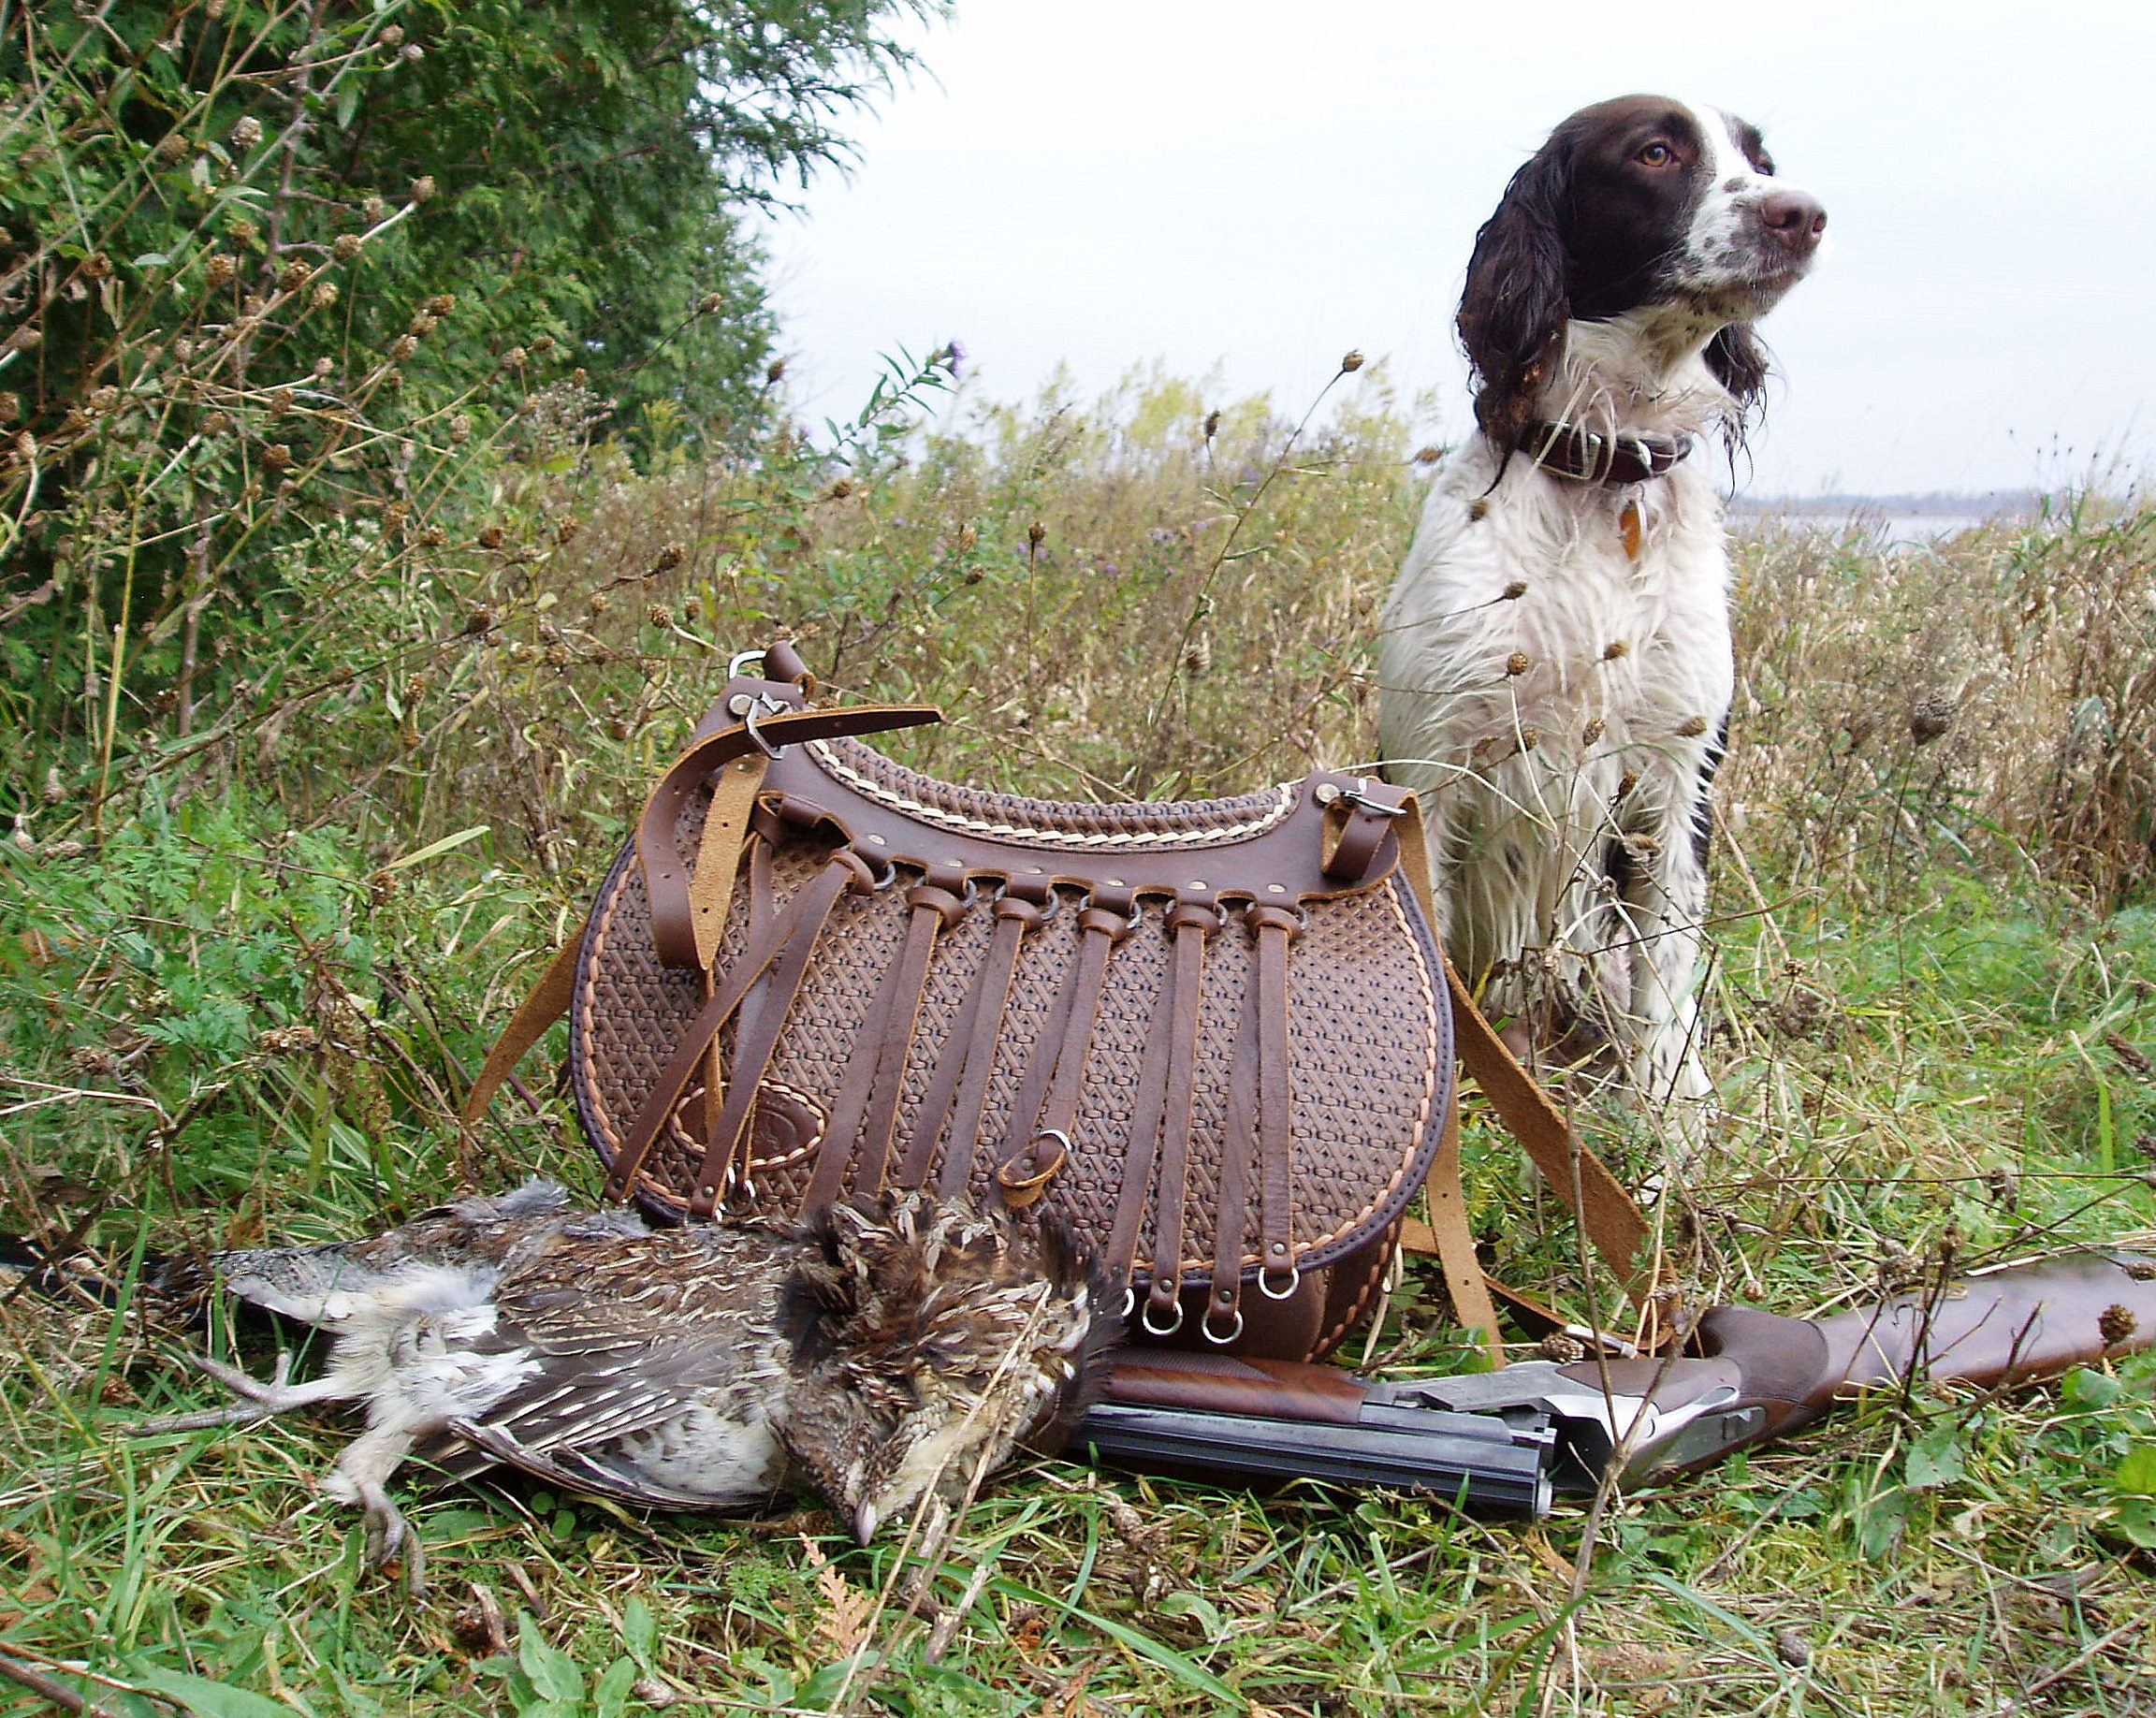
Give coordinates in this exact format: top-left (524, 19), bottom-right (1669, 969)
top-left (466, 643), bottom-right (1450, 1361)
top-left (464, 643), bottom-right (1655, 1364)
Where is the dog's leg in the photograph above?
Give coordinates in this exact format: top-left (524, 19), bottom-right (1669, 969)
top-left (1614, 779), bottom-right (1716, 1143)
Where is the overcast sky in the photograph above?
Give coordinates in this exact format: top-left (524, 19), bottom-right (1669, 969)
top-left (762, 0), bottom-right (2152, 500)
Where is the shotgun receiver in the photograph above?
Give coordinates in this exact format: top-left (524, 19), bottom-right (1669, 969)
top-left (1077, 1248), bottom-right (2156, 1515)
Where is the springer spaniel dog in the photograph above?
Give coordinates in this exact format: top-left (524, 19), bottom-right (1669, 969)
top-left (1378, 95), bottom-right (1825, 1121)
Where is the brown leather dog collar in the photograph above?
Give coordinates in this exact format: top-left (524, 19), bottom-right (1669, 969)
top-left (1518, 420), bottom-right (1693, 486)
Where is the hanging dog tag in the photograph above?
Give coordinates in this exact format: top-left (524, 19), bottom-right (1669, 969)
top-left (1618, 499), bottom-right (1643, 561)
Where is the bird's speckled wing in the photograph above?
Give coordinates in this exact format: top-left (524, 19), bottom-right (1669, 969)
top-left (417, 1225), bottom-right (803, 1502)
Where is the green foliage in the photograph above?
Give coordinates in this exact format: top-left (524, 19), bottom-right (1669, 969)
top-left (0, 0), bottom-right (922, 779)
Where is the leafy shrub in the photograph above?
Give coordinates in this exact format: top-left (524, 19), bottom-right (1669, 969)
top-left (0, 0), bottom-right (922, 785)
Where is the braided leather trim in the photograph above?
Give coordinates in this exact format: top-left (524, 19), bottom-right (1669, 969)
top-left (806, 737), bottom-right (1298, 850)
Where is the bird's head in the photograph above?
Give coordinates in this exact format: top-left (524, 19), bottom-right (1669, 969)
top-left (777, 1190), bottom-right (1117, 1542)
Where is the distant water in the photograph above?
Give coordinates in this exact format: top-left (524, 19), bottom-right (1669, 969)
top-left (1738, 510), bottom-right (2018, 545)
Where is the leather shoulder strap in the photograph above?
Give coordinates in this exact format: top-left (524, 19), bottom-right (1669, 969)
top-left (1389, 797), bottom-right (1657, 1348)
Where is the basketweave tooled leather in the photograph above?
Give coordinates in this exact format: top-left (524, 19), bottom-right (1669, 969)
top-left (566, 649), bottom-right (1453, 1361)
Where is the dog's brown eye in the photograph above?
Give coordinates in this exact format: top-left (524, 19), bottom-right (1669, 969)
top-left (1638, 141), bottom-right (1674, 167)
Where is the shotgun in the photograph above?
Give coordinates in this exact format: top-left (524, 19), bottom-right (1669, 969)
top-left (1077, 1247), bottom-right (2156, 1515)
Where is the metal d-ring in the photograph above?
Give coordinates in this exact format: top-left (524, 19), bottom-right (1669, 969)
top-left (1202, 1303), bottom-right (1246, 1346)
top-left (1141, 1291), bottom-right (1185, 1337)
top-left (725, 648), bottom-right (769, 679)
top-left (1257, 1262), bottom-right (1302, 1302)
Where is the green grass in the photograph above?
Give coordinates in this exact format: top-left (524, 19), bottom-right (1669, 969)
top-left (4, 371), bottom-right (2156, 1716)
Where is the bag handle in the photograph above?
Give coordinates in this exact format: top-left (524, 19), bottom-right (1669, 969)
top-left (638, 695), bottom-right (940, 968)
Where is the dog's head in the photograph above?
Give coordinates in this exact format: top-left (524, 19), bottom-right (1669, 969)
top-left (1458, 95), bottom-right (1826, 445)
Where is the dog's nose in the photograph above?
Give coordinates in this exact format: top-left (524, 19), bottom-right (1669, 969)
top-left (1757, 190), bottom-right (1827, 251)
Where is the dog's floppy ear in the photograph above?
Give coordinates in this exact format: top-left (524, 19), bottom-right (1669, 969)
top-left (1456, 141), bottom-right (1574, 448)
top-left (1704, 325), bottom-right (1770, 431)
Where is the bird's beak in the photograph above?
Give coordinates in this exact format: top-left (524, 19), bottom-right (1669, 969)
top-left (852, 1502), bottom-right (880, 1545)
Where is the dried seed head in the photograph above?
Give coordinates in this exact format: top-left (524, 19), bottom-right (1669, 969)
top-left (826, 479), bottom-right (854, 500)
top-left (1183, 636), bottom-right (1213, 676)
top-left (1203, 411), bottom-right (1220, 440)
top-left (409, 175), bottom-right (436, 202)
top-left (311, 282), bottom-right (339, 310)
top-left (555, 517), bottom-right (579, 545)
top-left (1505, 650), bottom-right (1531, 677)
top-left (530, 333), bottom-right (554, 354)
top-left (1518, 727), bottom-right (1540, 750)
top-left (1027, 521), bottom-right (1046, 550)
top-left (0, 392), bottom-right (19, 424)
top-left (1537, 1332), bottom-right (1585, 1362)
top-left (200, 411), bottom-right (230, 436)
top-left (1675, 714), bottom-right (1710, 737)
top-left (1415, 445), bottom-right (1443, 466)
top-left (652, 543), bottom-right (686, 572)
top-left (697, 292), bottom-right (723, 314)
top-left (205, 254), bottom-right (237, 287)
top-left (408, 311), bottom-right (438, 338)
top-left (449, 414), bottom-right (473, 444)
top-left (569, 367), bottom-right (587, 387)
top-left (1909, 692), bottom-right (1956, 745)
top-left (418, 524), bottom-right (446, 547)
top-left (955, 524), bottom-right (978, 553)
top-left (261, 443), bottom-right (290, 468)
top-left (232, 115), bottom-right (263, 149)
top-left (680, 595), bottom-right (701, 621)
top-left (1581, 717), bottom-right (1605, 745)
top-left (647, 604), bottom-right (672, 629)
top-left (257, 1023), bottom-right (318, 1055)
top-left (400, 42), bottom-right (423, 62)
top-left (1616, 770), bottom-right (1639, 797)
top-left (503, 345), bottom-right (527, 369)
top-left (157, 132), bottom-right (189, 163)
top-left (267, 387), bottom-right (293, 415)
top-left (587, 591), bottom-right (610, 614)
top-left (241, 293), bottom-right (266, 316)
top-left (1602, 639), bottom-right (1629, 660)
top-left (462, 604), bottom-right (497, 634)
top-left (378, 23), bottom-right (403, 46)
top-left (88, 386), bottom-right (120, 413)
top-left (2099, 1303), bottom-right (2138, 1347)
top-left (424, 294), bottom-right (456, 317)
top-left (1340, 350), bottom-right (1364, 372)
top-left (313, 357), bottom-right (334, 377)
top-left (477, 524), bottom-right (505, 549)
top-left (1499, 576), bottom-right (1525, 598)
top-left (388, 334), bottom-right (418, 361)
top-left (278, 259), bottom-right (312, 291)
top-left (41, 766), bottom-right (64, 804)
top-left (765, 357), bottom-right (786, 384)
top-left (361, 196), bottom-right (387, 223)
